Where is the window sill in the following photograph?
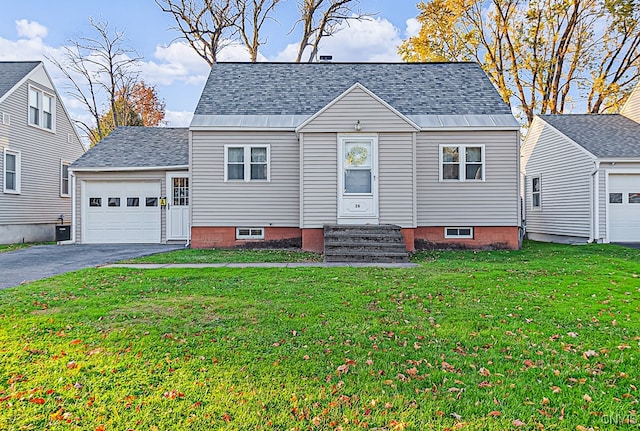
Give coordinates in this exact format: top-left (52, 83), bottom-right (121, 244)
top-left (3, 190), bottom-right (21, 195)
top-left (28, 123), bottom-right (56, 134)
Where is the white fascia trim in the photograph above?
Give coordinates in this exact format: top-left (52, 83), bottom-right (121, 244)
top-left (536, 116), bottom-right (598, 161)
top-left (419, 126), bottom-right (521, 132)
top-left (620, 81), bottom-right (640, 116)
top-left (596, 158), bottom-right (640, 163)
top-left (189, 125), bottom-right (296, 132)
top-left (295, 82), bottom-right (421, 133)
top-left (70, 165), bottom-right (189, 172)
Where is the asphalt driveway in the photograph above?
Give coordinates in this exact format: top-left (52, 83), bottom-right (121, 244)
top-left (0, 244), bottom-right (184, 289)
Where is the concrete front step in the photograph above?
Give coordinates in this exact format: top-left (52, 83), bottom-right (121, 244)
top-left (323, 224), bottom-right (409, 263)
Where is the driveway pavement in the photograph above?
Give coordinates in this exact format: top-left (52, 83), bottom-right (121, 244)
top-left (0, 244), bottom-right (184, 289)
top-left (613, 243), bottom-right (640, 250)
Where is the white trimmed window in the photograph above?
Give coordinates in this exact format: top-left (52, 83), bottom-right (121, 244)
top-left (224, 145), bottom-right (270, 182)
top-left (445, 227), bottom-right (473, 238)
top-left (236, 227), bottom-right (264, 239)
top-left (28, 86), bottom-right (55, 131)
top-left (60, 161), bottom-right (70, 197)
top-left (3, 149), bottom-right (21, 194)
top-left (532, 176), bottom-right (541, 209)
top-left (440, 145), bottom-right (484, 181)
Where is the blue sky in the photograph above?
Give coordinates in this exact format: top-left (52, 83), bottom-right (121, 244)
top-left (0, 1), bottom-right (422, 129)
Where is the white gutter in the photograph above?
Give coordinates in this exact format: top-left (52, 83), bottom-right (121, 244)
top-left (70, 172), bottom-right (77, 244)
top-left (591, 161), bottom-right (600, 243)
top-left (70, 165), bottom-right (189, 173)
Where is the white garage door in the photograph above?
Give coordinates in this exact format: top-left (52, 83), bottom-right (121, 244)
top-left (83, 181), bottom-right (161, 244)
top-left (608, 174), bottom-right (640, 242)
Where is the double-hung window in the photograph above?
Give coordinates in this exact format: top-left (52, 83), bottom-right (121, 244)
top-left (60, 161), bottom-right (70, 197)
top-left (3, 149), bottom-right (21, 194)
top-left (224, 145), bottom-right (270, 182)
top-left (28, 86), bottom-right (55, 131)
top-left (440, 145), bottom-right (484, 181)
top-left (532, 176), bottom-right (541, 209)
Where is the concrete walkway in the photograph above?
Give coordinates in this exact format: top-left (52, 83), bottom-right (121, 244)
top-left (104, 262), bottom-right (419, 269)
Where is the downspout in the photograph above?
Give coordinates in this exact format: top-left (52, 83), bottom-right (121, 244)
top-left (590, 161), bottom-right (600, 243)
top-left (70, 171), bottom-right (77, 243)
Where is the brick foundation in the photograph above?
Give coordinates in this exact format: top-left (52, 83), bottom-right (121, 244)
top-left (414, 226), bottom-right (520, 250)
top-left (302, 228), bottom-right (325, 253)
top-left (191, 227), bottom-right (301, 249)
top-left (401, 228), bottom-right (415, 252)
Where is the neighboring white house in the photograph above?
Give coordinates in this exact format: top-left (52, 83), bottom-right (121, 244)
top-left (521, 82), bottom-right (640, 243)
top-left (0, 61), bottom-right (85, 244)
top-left (69, 62), bottom-right (522, 251)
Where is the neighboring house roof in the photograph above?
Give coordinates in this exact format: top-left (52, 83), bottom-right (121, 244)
top-left (70, 127), bottom-right (189, 170)
top-left (0, 61), bottom-right (40, 100)
top-left (192, 62), bottom-right (518, 129)
top-left (540, 114), bottom-right (640, 159)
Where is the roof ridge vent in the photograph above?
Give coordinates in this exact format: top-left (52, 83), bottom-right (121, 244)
top-left (318, 55), bottom-right (333, 62)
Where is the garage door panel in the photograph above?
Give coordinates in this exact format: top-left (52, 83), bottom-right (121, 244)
top-left (83, 181), bottom-right (161, 244)
top-left (608, 175), bottom-right (640, 242)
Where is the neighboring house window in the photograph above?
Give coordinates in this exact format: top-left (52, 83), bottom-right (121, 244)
top-left (609, 193), bottom-right (622, 204)
top-left (3, 149), bottom-right (21, 194)
top-left (532, 177), bottom-right (541, 209)
top-left (224, 145), bottom-right (270, 182)
top-left (445, 227), bottom-right (473, 238)
top-left (440, 145), bottom-right (484, 181)
top-left (28, 86), bottom-right (55, 131)
top-left (60, 161), bottom-right (70, 197)
top-left (236, 227), bottom-right (264, 239)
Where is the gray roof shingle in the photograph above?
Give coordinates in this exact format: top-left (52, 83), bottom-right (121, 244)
top-left (540, 114), bottom-right (640, 158)
top-left (71, 127), bottom-right (189, 169)
top-left (195, 62), bottom-right (512, 117)
top-left (0, 61), bottom-right (40, 99)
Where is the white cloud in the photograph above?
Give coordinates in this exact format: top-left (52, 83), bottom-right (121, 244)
top-left (15, 19), bottom-right (48, 39)
top-left (163, 110), bottom-right (193, 127)
top-left (405, 18), bottom-right (421, 38)
top-left (273, 17), bottom-right (403, 62)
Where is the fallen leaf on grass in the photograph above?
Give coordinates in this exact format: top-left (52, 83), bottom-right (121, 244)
top-left (488, 411), bottom-right (501, 417)
top-left (583, 394), bottom-right (592, 403)
top-left (29, 397), bottom-right (45, 404)
top-left (513, 419), bottom-right (526, 427)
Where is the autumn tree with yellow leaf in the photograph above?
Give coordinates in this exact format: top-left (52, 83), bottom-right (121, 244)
top-left (399, 0), bottom-right (640, 124)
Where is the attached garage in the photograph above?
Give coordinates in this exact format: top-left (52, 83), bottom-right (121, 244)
top-left (608, 174), bottom-right (640, 242)
top-left (70, 127), bottom-right (189, 244)
top-left (83, 181), bottom-right (161, 243)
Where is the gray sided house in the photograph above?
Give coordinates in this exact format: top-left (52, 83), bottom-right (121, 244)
top-left (190, 62), bottom-right (522, 251)
top-left (70, 127), bottom-right (189, 244)
top-left (521, 84), bottom-right (640, 243)
top-left (0, 61), bottom-right (85, 244)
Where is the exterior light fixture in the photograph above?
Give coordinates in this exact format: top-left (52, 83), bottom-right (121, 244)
top-left (354, 120), bottom-right (361, 132)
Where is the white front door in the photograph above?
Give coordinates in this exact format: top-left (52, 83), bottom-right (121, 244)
top-left (337, 135), bottom-right (379, 224)
top-left (166, 173), bottom-right (190, 240)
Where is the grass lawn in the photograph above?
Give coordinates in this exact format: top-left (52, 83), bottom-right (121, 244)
top-left (122, 248), bottom-right (323, 264)
top-left (0, 242), bottom-right (53, 253)
top-left (0, 241), bottom-right (638, 430)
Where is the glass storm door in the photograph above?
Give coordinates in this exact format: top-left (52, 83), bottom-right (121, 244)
top-left (166, 173), bottom-right (190, 240)
top-left (337, 136), bottom-right (378, 223)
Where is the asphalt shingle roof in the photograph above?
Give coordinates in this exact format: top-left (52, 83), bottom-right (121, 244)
top-left (195, 62), bottom-right (512, 117)
top-left (540, 114), bottom-right (640, 158)
top-left (71, 127), bottom-right (189, 169)
top-left (0, 61), bottom-right (40, 99)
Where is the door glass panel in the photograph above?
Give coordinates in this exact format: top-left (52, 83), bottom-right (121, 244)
top-left (609, 193), bottom-right (623, 204)
top-left (172, 177), bottom-right (189, 206)
top-left (345, 142), bottom-right (371, 168)
top-left (345, 169), bottom-right (371, 194)
top-left (629, 193), bottom-right (640, 203)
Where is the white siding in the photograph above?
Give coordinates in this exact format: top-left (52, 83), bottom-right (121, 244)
top-left (191, 131), bottom-right (299, 226)
top-left (73, 171), bottom-right (169, 243)
top-left (601, 162), bottom-right (640, 242)
top-left (521, 118), bottom-right (595, 239)
top-left (621, 82), bottom-right (640, 124)
top-left (299, 87), bottom-right (417, 134)
top-left (0, 75), bottom-right (85, 238)
top-left (417, 130), bottom-right (520, 226)
top-left (301, 133), bottom-right (337, 227)
top-left (378, 133), bottom-right (415, 226)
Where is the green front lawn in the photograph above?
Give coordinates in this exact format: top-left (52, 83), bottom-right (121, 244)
top-left (0, 242), bottom-right (638, 430)
top-left (0, 242), bottom-right (53, 253)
